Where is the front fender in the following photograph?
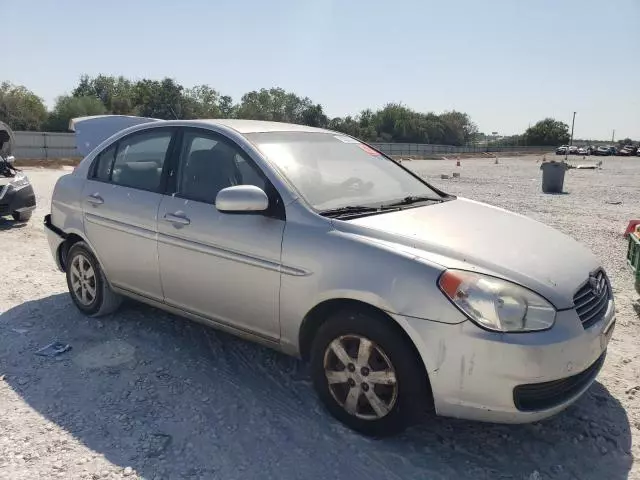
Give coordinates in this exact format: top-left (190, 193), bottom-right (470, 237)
top-left (279, 220), bottom-right (467, 350)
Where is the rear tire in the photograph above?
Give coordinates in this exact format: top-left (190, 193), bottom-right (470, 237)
top-left (12, 210), bottom-right (32, 222)
top-left (66, 241), bottom-right (122, 317)
top-left (310, 308), bottom-right (431, 437)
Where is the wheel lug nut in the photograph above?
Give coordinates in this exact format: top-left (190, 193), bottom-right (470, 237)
top-left (362, 383), bottom-right (369, 392)
top-left (361, 367), bottom-right (370, 376)
top-left (347, 363), bottom-right (356, 372)
top-left (347, 378), bottom-right (356, 387)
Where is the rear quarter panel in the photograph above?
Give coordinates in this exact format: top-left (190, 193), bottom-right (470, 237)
top-left (51, 172), bottom-right (86, 240)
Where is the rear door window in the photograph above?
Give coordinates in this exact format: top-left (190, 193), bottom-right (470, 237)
top-left (110, 130), bottom-right (173, 191)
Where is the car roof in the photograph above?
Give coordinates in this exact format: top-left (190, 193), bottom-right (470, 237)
top-left (184, 119), bottom-right (333, 135)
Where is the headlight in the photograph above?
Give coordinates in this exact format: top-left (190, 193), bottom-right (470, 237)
top-left (9, 174), bottom-right (30, 190)
top-left (438, 270), bottom-right (556, 332)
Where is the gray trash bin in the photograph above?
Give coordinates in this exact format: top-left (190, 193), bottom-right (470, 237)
top-left (540, 161), bottom-right (567, 193)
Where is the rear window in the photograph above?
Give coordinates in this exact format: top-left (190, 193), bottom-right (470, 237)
top-left (110, 130), bottom-right (172, 191)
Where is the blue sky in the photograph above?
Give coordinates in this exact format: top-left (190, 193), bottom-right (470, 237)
top-left (4, 0), bottom-right (639, 139)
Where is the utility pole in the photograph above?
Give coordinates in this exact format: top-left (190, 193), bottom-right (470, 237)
top-left (565, 111), bottom-right (576, 161)
top-left (611, 129), bottom-right (615, 143)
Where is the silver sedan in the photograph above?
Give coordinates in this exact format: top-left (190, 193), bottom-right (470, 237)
top-left (45, 117), bottom-right (615, 436)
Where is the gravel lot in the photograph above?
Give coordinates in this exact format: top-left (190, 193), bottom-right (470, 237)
top-left (1, 155), bottom-right (639, 480)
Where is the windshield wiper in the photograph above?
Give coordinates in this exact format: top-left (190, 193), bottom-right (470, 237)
top-left (381, 195), bottom-right (445, 208)
top-left (319, 205), bottom-right (383, 218)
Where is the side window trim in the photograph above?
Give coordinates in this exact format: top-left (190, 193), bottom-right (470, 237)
top-left (89, 144), bottom-right (116, 181)
top-left (163, 128), bottom-right (184, 196)
top-left (87, 127), bottom-right (178, 194)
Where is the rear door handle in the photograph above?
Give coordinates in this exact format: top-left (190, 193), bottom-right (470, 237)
top-left (163, 212), bottom-right (190, 226)
top-left (86, 194), bottom-right (104, 205)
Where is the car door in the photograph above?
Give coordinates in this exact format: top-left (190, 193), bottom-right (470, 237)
top-left (82, 127), bottom-right (176, 301)
top-left (157, 127), bottom-right (285, 340)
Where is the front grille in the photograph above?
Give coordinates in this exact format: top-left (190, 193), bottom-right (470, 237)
top-left (513, 352), bottom-right (606, 411)
top-left (573, 270), bottom-right (611, 329)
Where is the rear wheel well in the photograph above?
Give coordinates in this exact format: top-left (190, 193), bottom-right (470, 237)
top-left (59, 233), bottom-right (84, 271)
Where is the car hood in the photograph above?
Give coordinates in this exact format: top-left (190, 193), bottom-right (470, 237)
top-left (337, 198), bottom-right (600, 309)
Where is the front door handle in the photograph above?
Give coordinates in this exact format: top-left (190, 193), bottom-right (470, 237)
top-left (163, 212), bottom-right (190, 226)
top-left (86, 194), bottom-right (104, 205)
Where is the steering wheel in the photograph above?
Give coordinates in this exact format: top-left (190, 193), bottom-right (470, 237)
top-left (341, 177), bottom-right (365, 191)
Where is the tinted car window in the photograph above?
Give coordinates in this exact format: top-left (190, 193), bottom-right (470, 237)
top-left (111, 130), bottom-right (172, 191)
top-left (178, 130), bottom-right (266, 204)
top-left (93, 144), bottom-right (117, 181)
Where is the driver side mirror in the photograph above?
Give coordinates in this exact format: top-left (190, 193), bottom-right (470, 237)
top-left (215, 185), bottom-right (269, 213)
top-left (6, 155), bottom-right (15, 164)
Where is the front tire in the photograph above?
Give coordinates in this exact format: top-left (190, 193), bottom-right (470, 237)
top-left (66, 241), bottom-right (122, 317)
top-left (310, 309), bottom-right (431, 437)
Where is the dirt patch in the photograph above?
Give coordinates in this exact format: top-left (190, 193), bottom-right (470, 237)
top-left (15, 157), bottom-right (82, 169)
top-left (0, 161), bottom-right (638, 480)
top-left (74, 340), bottom-right (136, 369)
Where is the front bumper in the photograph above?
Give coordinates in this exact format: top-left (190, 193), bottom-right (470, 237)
top-left (0, 183), bottom-right (36, 217)
top-left (399, 298), bottom-right (615, 423)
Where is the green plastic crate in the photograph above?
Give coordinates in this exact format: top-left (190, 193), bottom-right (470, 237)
top-left (628, 233), bottom-right (640, 289)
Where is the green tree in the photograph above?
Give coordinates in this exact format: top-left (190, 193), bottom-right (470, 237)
top-left (73, 74), bottom-right (134, 114)
top-left (219, 95), bottom-right (235, 118)
top-left (300, 104), bottom-right (328, 128)
top-left (132, 78), bottom-right (186, 119)
top-left (183, 85), bottom-right (222, 119)
top-left (236, 88), bottom-right (313, 123)
top-left (0, 82), bottom-right (48, 131)
top-left (439, 111), bottom-right (478, 146)
top-left (524, 118), bottom-right (570, 146)
top-left (45, 95), bottom-right (107, 131)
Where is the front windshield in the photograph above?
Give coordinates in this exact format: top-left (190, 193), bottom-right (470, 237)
top-left (245, 132), bottom-right (443, 211)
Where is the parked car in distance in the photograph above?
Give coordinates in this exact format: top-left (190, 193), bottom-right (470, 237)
top-left (594, 146), bottom-right (611, 156)
top-left (46, 117), bottom-right (616, 436)
top-left (568, 146), bottom-right (579, 155)
top-left (0, 122), bottom-right (36, 222)
top-left (607, 146), bottom-right (618, 155)
top-left (618, 146), bottom-right (636, 156)
top-left (555, 145), bottom-right (568, 155)
top-left (577, 147), bottom-right (588, 155)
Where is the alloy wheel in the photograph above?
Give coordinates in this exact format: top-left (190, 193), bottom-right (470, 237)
top-left (323, 335), bottom-right (398, 420)
top-left (70, 254), bottom-right (97, 306)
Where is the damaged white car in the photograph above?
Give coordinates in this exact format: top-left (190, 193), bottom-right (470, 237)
top-left (45, 115), bottom-right (615, 436)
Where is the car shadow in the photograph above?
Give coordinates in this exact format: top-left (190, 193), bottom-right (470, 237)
top-left (0, 217), bottom-right (27, 230)
top-left (0, 294), bottom-right (632, 479)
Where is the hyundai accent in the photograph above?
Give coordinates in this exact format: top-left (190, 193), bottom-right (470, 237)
top-left (45, 117), bottom-right (615, 436)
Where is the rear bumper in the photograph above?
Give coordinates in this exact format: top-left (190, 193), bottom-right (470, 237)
top-left (44, 214), bottom-right (66, 271)
top-left (0, 184), bottom-right (36, 216)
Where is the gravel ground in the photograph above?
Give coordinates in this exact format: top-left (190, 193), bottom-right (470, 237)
top-left (0, 156), bottom-right (639, 480)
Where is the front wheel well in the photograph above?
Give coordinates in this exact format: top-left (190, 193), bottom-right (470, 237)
top-left (299, 299), bottom-right (425, 369)
top-left (299, 298), bottom-right (434, 414)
